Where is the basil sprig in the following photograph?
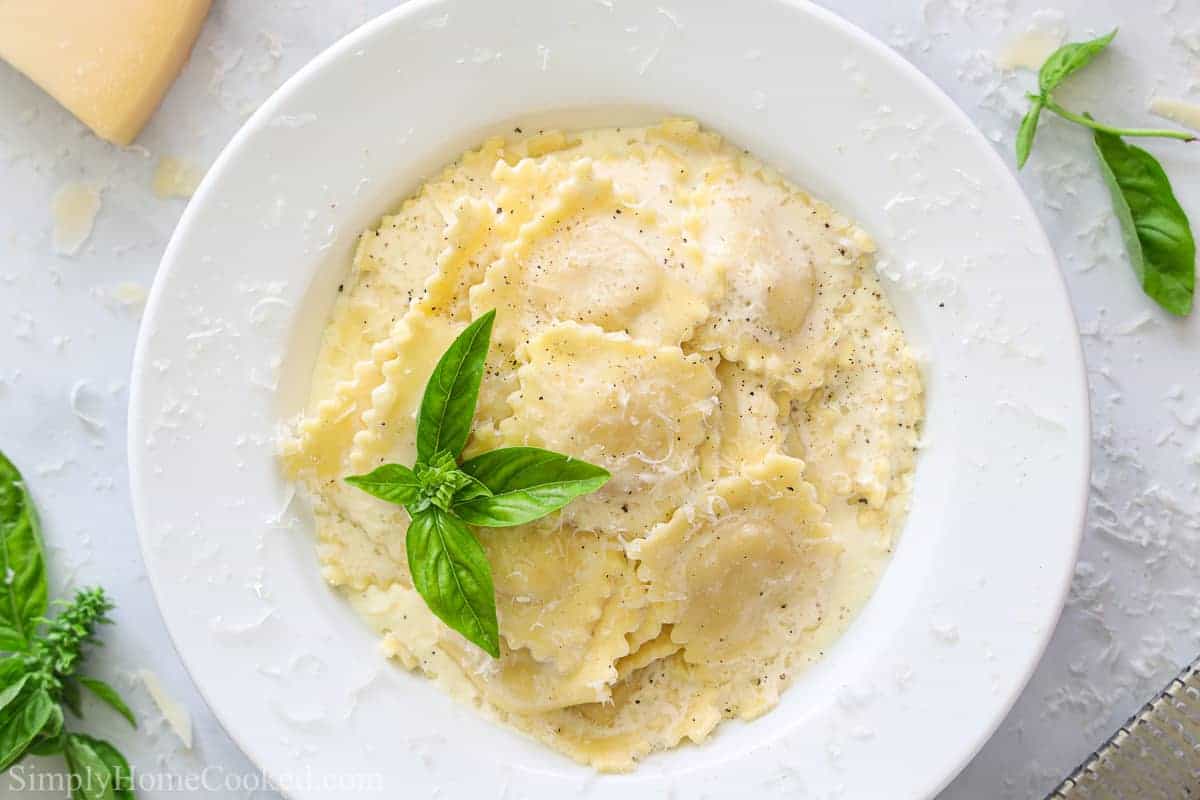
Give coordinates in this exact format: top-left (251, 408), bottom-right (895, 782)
top-left (1016, 29), bottom-right (1196, 316)
top-left (0, 451), bottom-right (137, 794)
top-left (345, 310), bottom-right (610, 657)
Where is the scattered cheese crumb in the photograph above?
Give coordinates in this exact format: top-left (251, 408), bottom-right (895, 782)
top-left (1148, 97), bottom-right (1200, 132)
top-left (137, 669), bottom-right (193, 749)
top-left (995, 10), bottom-right (1066, 71)
top-left (68, 380), bottom-right (105, 432)
top-left (152, 156), bottom-right (204, 199)
top-left (52, 183), bottom-right (102, 255)
top-left (931, 621), bottom-right (960, 644)
top-left (112, 281), bottom-right (148, 308)
top-left (13, 312), bottom-right (34, 341)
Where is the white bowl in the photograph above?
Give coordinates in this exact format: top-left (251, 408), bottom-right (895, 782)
top-left (128, 1), bottom-right (1089, 797)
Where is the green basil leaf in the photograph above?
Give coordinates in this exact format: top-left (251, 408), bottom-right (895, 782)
top-left (415, 310), bottom-right (495, 463)
top-left (34, 702), bottom-right (63, 746)
top-left (0, 682), bottom-right (54, 771)
top-left (65, 733), bottom-right (119, 800)
top-left (79, 676), bottom-right (137, 728)
top-left (1093, 129), bottom-right (1195, 316)
top-left (0, 451), bottom-right (48, 652)
top-left (1038, 29), bottom-right (1117, 94)
top-left (0, 673), bottom-right (29, 715)
top-left (86, 738), bottom-right (134, 800)
top-left (454, 447), bottom-right (610, 527)
top-left (344, 463), bottom-right (422, 508)
top-left (68, 734), bottom-right (134, 800)
top-left (406, 507), bottom-right (499, 657)
top-left (0, 658), bottom-right (30, 729)
top-left (1016, 98), bottom-right (1042, 169)
top-left (62, 676), bottom-right (83, 717)
top-left (0, 656), bottom-right (24, 688)
top-left (26, 729), bottom-right (65, 756)
top-left (450, 472), bottom-right (493, 506)
top-left (26, 691), bottom-right (66, 757)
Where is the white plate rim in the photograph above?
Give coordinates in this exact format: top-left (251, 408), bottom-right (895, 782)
top-left (127, 2), bottom-right (1091, 797)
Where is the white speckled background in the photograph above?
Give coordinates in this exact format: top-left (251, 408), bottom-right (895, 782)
top-left (2, 0), bottom-right (1197, 797)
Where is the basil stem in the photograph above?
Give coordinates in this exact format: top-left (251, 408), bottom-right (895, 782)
top-left (1036, 98), bottom-right (1195, 142)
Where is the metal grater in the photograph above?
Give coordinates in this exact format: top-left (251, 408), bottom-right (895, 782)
top-left (1048, 657), bottom-right (1200, 799)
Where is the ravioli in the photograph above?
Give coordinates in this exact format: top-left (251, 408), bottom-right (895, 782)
top-left (631, 453), bottom-right (838, 669)
top-left (481, 523), bottom-right (641, 675)
top-left (498, 321), bottom-right (719, 536)
top-left (691, 154), bottom-right (876, 398)
top-left (470, 158), bottom-right (712, 351)
top-left (281, 119), bottom-right (924, 771)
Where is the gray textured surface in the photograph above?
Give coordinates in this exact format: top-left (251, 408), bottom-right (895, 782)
top-left (1, 0), bottom-right (1198, 796)
top-left (1051, 658), bottom-right (1200, 799)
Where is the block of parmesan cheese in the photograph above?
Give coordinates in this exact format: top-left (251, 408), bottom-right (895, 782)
top-left (0, 0), bottom-right (212, 145)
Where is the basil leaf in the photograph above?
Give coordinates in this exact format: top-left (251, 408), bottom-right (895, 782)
top-left (80, 676), bottom-right (137, 728)
top-left (1016, 98), bottom-right (1042, 169)
top-left (1038, 29), bottom-right (1116, 94)
top-left (0, 673), bottom-right (29, 714)
top-left (0, 658), bottom-right (30, 726)
top-left (65, 733), bottom-right (119, 800)
top-left (415, 310), bottom-right (495, 463)
top-left (62, 676), bottom-right (83, 717)
top-left (454, 447), bottom-right (610, 527)
top-left (26, 730), bottom-right (65, 756)
top-left (37, 701), bottom-right (62, 738)
top-left (25, 702), bottom-right (64, 757)
top-left (0, 682), bottom-right (54, 771)
top-left (450, 472), bottom-right (493, 506)
top-left (0, 656), bottom-right (23, 687)
top-left (406, 507), bottom-right (499, 657)
top-left (345, 463), bottom-right (422, 508)
top-left (0, 451), bottom-right (48, 652)
top-left (86, 738), bottom-right (135, 800)
top-left (68, 734), bottom-right (134, 800)
top-left (1093, 129), bottom-right (1195, 316)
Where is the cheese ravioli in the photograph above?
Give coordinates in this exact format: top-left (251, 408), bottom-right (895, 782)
top-left (281, 120), bottom-right (923, 772)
